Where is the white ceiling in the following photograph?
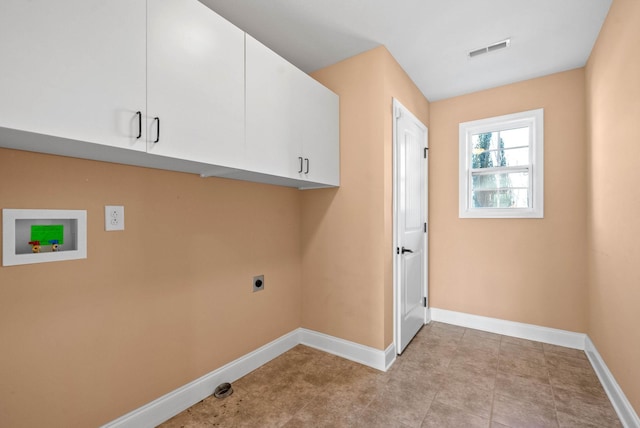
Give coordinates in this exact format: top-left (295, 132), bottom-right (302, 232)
top-left (199, 0), bottom-right (612, 101)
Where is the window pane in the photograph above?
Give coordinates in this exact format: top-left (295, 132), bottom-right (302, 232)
top-left (472, 132), bottom-right (498, 152)
top-left (471, 133), bottom-right (496, 169)
top-left (472, 171), bottom-right (529, 190)
top-left (471, 136), bottom-right (528, 168)
top-left (472, 147), bottom-right (528, 169)
top-left (471, 132), bottom-right (495, 169)
top-left (495, 146), bottom-right (529, 167)
top-left (499, 127), bottom-right (529, 149)
top-left (472, 189), bottom-right (529, 208)
top-left (510, 189), bottom-right (529, 208)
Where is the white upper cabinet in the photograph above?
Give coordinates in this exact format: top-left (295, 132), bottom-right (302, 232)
top-left (296, 71), bottom-right (340, 187)
top-left (245, 35), bottom-right (301, 179)
top-left (0, 1), bottom-right (338, 188)
top-left (0, 0), bottom-right (147, 151)
top-left (246, 35), bottom-right (339, 188)
top-left (146, 0), bottom-right (245, 166)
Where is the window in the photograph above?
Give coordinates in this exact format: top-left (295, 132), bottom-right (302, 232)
top-left (459, 108), bottom-right (543, 218)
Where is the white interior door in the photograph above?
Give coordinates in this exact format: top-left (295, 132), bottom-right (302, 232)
top-left (394, 99), bottom-right (428, 354)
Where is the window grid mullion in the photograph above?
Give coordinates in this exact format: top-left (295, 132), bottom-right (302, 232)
top-left (476, 144), bottom-right (529, 154)
top-left (470, 165), bottom-right (530, 175)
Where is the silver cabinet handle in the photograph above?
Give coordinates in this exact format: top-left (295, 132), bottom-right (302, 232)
top-left (298, 157), bottom-right (303, 173)
top-left (304, 158), bottom-right (309, 174)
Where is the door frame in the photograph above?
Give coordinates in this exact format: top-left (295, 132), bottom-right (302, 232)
top-left (392, 98), bottom-right (429, 355)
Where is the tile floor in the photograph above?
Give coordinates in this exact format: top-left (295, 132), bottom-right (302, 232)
top-left (160, 322), bottom-right (622, 427)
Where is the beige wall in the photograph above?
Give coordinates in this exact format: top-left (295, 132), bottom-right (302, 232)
top-left (586, 0), bottom-right (640, 413)
top-left (303, 46), bottom-right (429, 350)
top-left (429, 69), bottom-right (588, 333)
top-left (0, 149), bottom-right (302, 427)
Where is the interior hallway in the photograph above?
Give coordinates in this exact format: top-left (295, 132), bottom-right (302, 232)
top-left (160, 322), bottom-right (620, 427)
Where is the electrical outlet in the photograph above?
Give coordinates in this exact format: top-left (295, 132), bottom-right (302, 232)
top-left (105, 205), bottom-right (125, 231)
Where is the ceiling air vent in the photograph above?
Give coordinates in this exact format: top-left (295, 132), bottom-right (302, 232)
top-left (468, 38), bottom-right (511, 58)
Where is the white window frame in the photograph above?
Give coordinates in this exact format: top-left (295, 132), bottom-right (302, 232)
top-left (459, 108), bottom-right (544, 218)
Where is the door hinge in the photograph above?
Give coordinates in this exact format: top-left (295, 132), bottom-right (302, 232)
top-left (396, 247), bottom-right (400, 255)
top-left (423, 297), bottom-right (427, 307)
top-left (424, 147), bottom-right (428, 158)
top-left (424, 222), bottom-right (427, 233)
top-left (395, 107), bottom-right (402, 119)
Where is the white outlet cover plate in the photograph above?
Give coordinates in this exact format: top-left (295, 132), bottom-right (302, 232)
top-left (105, 205), bottom-right (125, 231)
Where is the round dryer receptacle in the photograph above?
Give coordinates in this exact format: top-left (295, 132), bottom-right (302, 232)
top-left (253, 275), bottom-right (265, 292)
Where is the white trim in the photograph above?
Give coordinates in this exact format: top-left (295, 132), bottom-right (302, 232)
top-left (430, 307), bottom-right (585, 350)
top-left (299, 328), bottom-right (392, 372)
top-left (384, 343), bottom-right (397, 371)
top-left (101, 330), bottom-right (300, 428)
top-left (392, 99), bottom-right (399, 355)
top-left (426, 307), bottom-right (433, 324)
top-left (585, 336), bottom-right (640, 428)
top-left (458, 108), bottom-right (544, 218)
top-left (101, 328), bottom-right (394, 427)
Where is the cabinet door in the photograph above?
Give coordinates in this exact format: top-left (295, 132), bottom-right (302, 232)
top-left (245, 35), bottom-right (302, 179)
top-left (246, 35), bottom-right (339, 186)
top-left (298, 77), bottom-right (340, 186)
top-left (0, 0), bottom-right (147, 151)
top-left (147, 0), bottom-right (245, 166)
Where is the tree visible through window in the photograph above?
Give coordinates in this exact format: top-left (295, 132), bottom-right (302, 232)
top-left (472, 132), bottom-right (512, 208)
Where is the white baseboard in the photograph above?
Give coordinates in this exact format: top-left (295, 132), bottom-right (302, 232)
top-left (101, 328), bottom-right (393, 428)
top-left (299, 328), bottom-right (394, 372)
top-left (585, 336), bottom-right (640, 428)
top-left (101, 329), bottom-right (300, 428)
top-left (385, 343), bottom-right (397, 371)
top-left (430, 307), bottom-right (586, 350)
